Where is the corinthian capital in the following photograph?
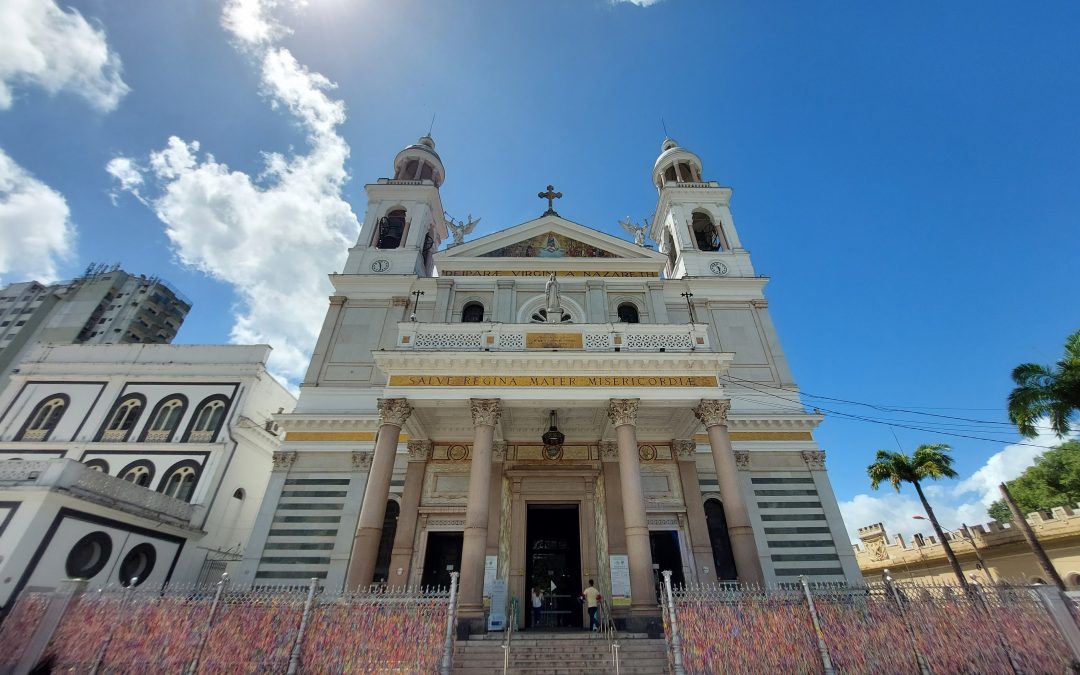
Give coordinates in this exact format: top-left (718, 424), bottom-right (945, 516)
top-left (407, 440), bottom-right (432, 462)
top-left (801, 450), bottom-right (826, 470)
top-left (607, 399), bottom-right (640, 427)
top-left (352, 451), bottom-right (373, 470)
top-left (377, 398), bottom-right (413, 427)
top-left (672, 439), bottom-right (697, 459)
top-left (470, 399), bottom-right (502, 427)
top-left (272, 451), bottom-right (297, 470)
top-left (694, 399), bottom-right (731, 428)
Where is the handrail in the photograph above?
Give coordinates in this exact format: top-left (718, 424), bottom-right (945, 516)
top-left (600, 597), bottom-right (620, 675)
top-left (502, 597), bottom-right (518, 675)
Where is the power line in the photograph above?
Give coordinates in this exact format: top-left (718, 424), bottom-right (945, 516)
top-left (720, 376), bottom-right (1058, 450)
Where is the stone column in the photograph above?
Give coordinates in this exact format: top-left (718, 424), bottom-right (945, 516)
top-left (387, 440), bottom-right (431, 587)
top-left (673, 440), bottom-right (717, 584)
top-left (346, 398), bottom-right (412, 590)
top-left (608, 399), bottom-right (657, 612)
top-left (458, 399), bottom-right (502, 622)
top-left (694, 399), bottom-right (763, 583)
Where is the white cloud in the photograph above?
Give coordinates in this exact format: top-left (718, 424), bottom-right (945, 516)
top-left (611, 0), bottom-right (666, 6)
top-left (110, 0), bottom-right (358, 384)
top-left (840, 426), bottom-right (1077, 544)
top-left (0, 0), bottom-right (129, 111)
top-left (0, 147), bottom-right (75, 284)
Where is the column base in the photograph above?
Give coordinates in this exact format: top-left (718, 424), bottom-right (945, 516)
top-left (615, 612), bottom-right (663, 638)
top-left (456, 614), bottom-right (489, 639)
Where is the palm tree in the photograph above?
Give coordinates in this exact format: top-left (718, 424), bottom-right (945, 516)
top-left (867, 443), bottom-right (967, 587)
top-left (1008, 328), bottom-right (1080, 438)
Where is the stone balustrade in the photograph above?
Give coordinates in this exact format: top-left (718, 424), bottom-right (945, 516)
top-left (396, 322), bottom-right (709, 353)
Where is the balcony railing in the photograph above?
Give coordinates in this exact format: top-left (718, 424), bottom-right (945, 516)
top-left (397, 322), bottom-right (709, 353)
top-left (0, 459), bottom-right (195, 526)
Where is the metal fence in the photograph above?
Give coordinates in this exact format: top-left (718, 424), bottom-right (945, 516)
top-left (0, 575), bottom-right (459, 675)
top-left (661, 576), bottom-right (1080, 675)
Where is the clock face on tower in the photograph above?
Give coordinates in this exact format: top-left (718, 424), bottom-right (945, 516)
top-left (709, 260), bottom-right (728, 276)
top-left (371, 259), bottom-right (390, 273)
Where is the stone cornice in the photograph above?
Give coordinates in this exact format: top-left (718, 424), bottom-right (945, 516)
top-left (276, 415), bottom-right (380, 433)
top-left (726, 415), bottom-right (823, 431)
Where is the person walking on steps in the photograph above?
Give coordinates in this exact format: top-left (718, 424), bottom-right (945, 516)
top-left (581, 580), bottom-right (601, 631)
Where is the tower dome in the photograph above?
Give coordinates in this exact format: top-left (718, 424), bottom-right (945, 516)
top-left (652, 137), bottom-right (704, 190)
top-left (393, 135), bottom-right (445, 187)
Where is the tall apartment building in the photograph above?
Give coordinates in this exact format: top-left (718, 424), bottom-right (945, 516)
top-left (0, 265), bottom-right (191, 386)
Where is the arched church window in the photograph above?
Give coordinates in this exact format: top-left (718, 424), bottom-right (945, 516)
top-left (461, 302), bottom-right (485, 323)
top-left (99, 394), bottom-right (145, 442)
top-left (185, 396), bottom-right (229, 442)
top-left (420, 164), bottom-right (434, 181)
top-left (18, 394), bottom-right (69, 441)
top-left (617, 303), bottom-right (640, 323)
top-left (704, 498), bottom-right (738, 580)
top-left (374, 500), bottom-right (400, 584)
top-left (141, 395), bottom-right (187, 442)
top-left (376, 209), bottom-right (406, 249)
top-left (692, 212), bottom-right (722, 252)
top-left (400, 159), bottom-right (419, 179)
top-left (160, 461), bottom-right (200, 502)
top-left (119, 460), bottom-right (155, 488)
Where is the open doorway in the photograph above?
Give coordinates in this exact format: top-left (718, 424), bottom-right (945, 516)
top-left (420, 531), bottom-right (463, 590)
top-left (526, 504), bottom-right (582, 629)
top-left (650, 530), bottom-right (685, 595)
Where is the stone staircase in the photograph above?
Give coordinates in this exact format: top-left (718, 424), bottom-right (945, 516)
top-left (452, 631), bottom-right (670, 675)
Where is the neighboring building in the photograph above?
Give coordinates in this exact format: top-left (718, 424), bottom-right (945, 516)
top-left (238, 135), bottom-right (861, 634)
top-left (0, 265), bottom-right (191, 388)
top-left (854, 510), bottom-right (1080, 586)
top-left (0, 343), bottom-right (295, 614)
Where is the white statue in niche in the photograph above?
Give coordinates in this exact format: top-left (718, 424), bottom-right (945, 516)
top-left (544, 272), bottom-right (562, 322)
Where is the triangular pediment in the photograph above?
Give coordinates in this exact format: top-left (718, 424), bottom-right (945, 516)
top-left (438, 215), bottom-right (663, 261)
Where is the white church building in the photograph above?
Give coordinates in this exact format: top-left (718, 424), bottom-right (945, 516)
top-left (238, 135), bottom-right (861, 633)
top-left (0, 343), bottom-right (295, 613)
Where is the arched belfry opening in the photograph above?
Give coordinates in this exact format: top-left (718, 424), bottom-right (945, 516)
top-left (376, 209), bottom-right (406, 249)
top-left (692, 211), bottom-right (723, 251)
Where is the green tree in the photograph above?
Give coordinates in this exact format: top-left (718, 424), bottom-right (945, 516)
top-left (1008, 329), bottom-right (1080, 438)
top-left (988, 440), bottom-right (1080, 522)
top-left (867, 443), bottom-right (967, 587)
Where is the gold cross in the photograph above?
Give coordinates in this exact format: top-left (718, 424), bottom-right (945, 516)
top-left (538, 184), bottom-right (562, 215)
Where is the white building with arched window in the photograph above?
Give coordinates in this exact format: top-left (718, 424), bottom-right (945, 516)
top-left (0, 343), bottom-right (294, 614)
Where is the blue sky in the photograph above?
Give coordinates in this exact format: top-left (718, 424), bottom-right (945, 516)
top-left (0, 0), bottom-right (1077, 542)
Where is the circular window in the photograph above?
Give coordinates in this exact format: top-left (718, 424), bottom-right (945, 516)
top-left (118, 543), bottom-right (156, 587)
top-left (65, 532), bottom-right (113, 579)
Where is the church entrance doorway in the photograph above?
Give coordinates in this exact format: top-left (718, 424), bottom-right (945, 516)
top-left (525, 504), bottom-right (582, 629)
top-left (650, 530), bottom-right (685, 594)
top-left (420, 531), bottom-right (463, 589)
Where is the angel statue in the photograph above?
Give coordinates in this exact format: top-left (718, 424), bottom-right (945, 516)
top-left (446, 213), bottom-right (481, 246)
top-left (618, 217), bottom-right (649, 247)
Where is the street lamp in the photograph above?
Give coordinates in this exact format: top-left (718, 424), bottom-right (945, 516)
top-left (912, 516), bottom-right (994, 583)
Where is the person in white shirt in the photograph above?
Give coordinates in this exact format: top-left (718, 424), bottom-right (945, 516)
top-left (531, 587), bottom-right (543, 627)
top-left (581, 580), bottom-right (602, 631)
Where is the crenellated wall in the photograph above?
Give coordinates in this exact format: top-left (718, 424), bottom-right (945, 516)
top-left (854, 506), bottom-right (1080, 585)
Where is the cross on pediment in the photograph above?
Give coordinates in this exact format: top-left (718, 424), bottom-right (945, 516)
top-left (538, 184), bottom-right (562, 216)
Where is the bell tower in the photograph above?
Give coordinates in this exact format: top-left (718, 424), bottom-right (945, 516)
top-left (649, 138), bottom-right (755, 279)
top-left (342, 135), bottom-right (449, 277)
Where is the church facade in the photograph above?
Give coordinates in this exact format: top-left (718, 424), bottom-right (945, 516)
top-left (237, 135), bottom-right (861, 632)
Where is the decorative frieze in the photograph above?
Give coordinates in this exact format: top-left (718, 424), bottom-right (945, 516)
top-left (607, 398), bottom-right (639, 427)
top-left (694, 399), bottom-right (731, 428)
top-left (733, 451), bottom-right (751, 470)
top-left (598, 440), bottom-right (619, 462)
top-left (470, 399), bottom-right (503, 427)
top-left (272, 451), bottom-right (297, 470)
top-left (672, 439), bottom-right (697, 459)
top-left (377, 398), bottom-right (413, 427)
top-left (802, 450), bottom-right (826, 470)
top-left (407, 440), bottom-right (432, 462)
top-left (351, 451), bottom-right (373, 470)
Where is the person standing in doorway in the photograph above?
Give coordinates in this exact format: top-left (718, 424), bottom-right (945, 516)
top-left (581, 580), bottom-right (601, 631)
top-left (531, 587), bottom-right (543, 627)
